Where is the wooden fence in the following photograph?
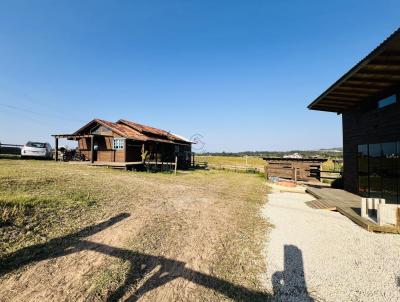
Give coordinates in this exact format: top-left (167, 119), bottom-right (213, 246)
top-left (265, 160), bottom-right (324, 181)
top-left (262, 157), bottom-right (343, 182)
top-left (207, 163), bottom-right (264, 174)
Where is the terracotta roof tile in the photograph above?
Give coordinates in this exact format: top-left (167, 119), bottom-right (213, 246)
top-left (71, 118), bottom-right (191, 145)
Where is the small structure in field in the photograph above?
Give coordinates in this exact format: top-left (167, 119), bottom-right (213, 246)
top-left (263, 157), bottom-right (327, 182)
top-left (283, 152), bottom-right (303, 159)
top-left (53, 119), bottom-right (193, 169)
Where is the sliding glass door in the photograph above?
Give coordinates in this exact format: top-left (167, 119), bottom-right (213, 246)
top-left (381, 142), bottom-right (397, 203)
top-left (357, 144), bottom-right (369, 196)
top-left (357, 142), bottom-right (399, 204)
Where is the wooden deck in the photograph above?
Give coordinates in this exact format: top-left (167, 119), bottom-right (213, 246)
top-left (304, 199), bottom-right (337, 211)
top-left (306, 186), bottom-right (400, 233)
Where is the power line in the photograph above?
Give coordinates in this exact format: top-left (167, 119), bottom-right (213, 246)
top-left (0, 105), bottom-right (50, 126)
top-left (0, 82), bottom-right (87, 123)
top-left (0, 103), bottom-right (85, 123)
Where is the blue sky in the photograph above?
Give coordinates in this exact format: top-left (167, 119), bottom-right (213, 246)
top-left (0, 1), bottom-right (399, 152)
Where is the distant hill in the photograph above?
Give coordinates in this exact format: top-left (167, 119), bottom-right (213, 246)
top-left (198, 148), bottom-right (343, 159)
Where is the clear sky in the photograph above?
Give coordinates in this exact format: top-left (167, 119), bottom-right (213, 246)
top-left (0, 1), bottom-right (399, 152)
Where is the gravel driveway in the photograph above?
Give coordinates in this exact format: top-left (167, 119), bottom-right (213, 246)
top-left (263, 190), bottom-right (400, 302)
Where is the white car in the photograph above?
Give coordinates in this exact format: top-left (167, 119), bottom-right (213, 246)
top-left (21, 142), bottom-right (53, 159)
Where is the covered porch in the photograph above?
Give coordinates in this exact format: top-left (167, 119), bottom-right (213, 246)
top-left (52, 133), bottom-right (186, 172)
top-left (52, 134), bottom-right (113, 163)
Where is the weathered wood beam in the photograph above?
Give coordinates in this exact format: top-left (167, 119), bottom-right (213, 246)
top-left (348, 77), bottom-right (400, 85)
top-left (329, 91), bottom-right (370, 98)
top-left (124, 139), bottom-right (127, 162)
top-left (310, 106), bottom-right (344, 112)
top-left (356, 69), bottom-right (400, 77)
top-left (336, 86), bottom-right (381, 93)
top-left (90, 135), bottom-right (94, 164)
top-left (55, 137), bottom-right (59, 161)
top-left (323, 98), bottom-right (360, 104)
top-left (366, 63), bottom-right (400, 69)
top-left (380, 50), bottom-right (400, 57)
top-left (313, 102), bottom-right (347, 109)
top-left (371, 56), bottom-right (400, 64)
top-left (323, 95), bottom-right (362, 101)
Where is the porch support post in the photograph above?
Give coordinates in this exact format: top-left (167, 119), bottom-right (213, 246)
top-left (124, 139), bottom-right (127, 162)
top-left (141, 143), bottom-right (145, 163)
top-left (55, 137), bottom-right (59, 161)
top-left (155, 143), bottom-right (158, 169)
top-left (90, 135), bottom-right (94, 163)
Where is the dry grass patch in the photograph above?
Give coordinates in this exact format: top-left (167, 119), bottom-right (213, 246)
top-left (0, 160), bottom-right (270, 301)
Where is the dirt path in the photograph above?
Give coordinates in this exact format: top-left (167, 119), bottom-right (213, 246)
top-left (0, 163), bottom-right (268, 301)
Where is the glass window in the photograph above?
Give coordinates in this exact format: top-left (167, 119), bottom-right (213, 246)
top-left (378, 94), bottom-right (396, 109)
top-left (113, 138), bottom-right (125, 150)
top-left (357, 141), bottom-right (400, 204)
top-left (368, 144), bottom-right (382, 198)
top-left (381, 142), bottom-right (398, 203)
top-left (26, 142), bottom-right (46, 148)
top-left (357, 144), bottom-right (369, 196)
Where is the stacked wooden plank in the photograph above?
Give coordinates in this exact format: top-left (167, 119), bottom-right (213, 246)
top-left (264, 158), bottom-right (325, 181)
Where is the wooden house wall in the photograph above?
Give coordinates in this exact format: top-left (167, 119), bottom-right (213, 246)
top-left (77, 135), bottom-right (126, 162)
top-left (342, 88), bottom-right (400, 193)
top-left (78, 138), bottom-right (91, 160)
top-left (74, 123), bottom-right (192, 166)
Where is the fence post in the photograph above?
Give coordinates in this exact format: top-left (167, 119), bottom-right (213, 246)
top-left (361, 198), bottom-right (367, 218)
top-left (55, 137), bottom-right (59, 161)
top-left (90, 135), bottom-right (94, 163)
top-left (174, 155), bottom-right (178, 175)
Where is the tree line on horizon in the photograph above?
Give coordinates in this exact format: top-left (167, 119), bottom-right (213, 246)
top-left (196, 148), bottom-right (343, 159)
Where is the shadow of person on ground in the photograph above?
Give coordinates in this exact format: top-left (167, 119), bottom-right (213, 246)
top-left (81, 240), bottom-right (269, 301)
top-left (272, 245), bottom-right (313, 301)
top-left (0, 213), bottom-right (269, 301)
top-left (0, 213), bottom-right (131, 276)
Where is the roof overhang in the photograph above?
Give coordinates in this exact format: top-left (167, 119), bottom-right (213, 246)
top-left (308, 28), bottom-right (400, 113)
top-left (52, 134), bottom-right (114, 140)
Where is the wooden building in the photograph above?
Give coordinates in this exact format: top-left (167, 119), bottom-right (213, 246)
top-left (263, 157), bottom-right (327, 182)
top-left (308, 28), bottom-right (400, 203)
top-left (53, 119), bottom-right (193, 169)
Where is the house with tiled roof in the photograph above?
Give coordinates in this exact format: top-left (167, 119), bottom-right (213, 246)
top-left (53, 119), bottom-right (192, 169)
